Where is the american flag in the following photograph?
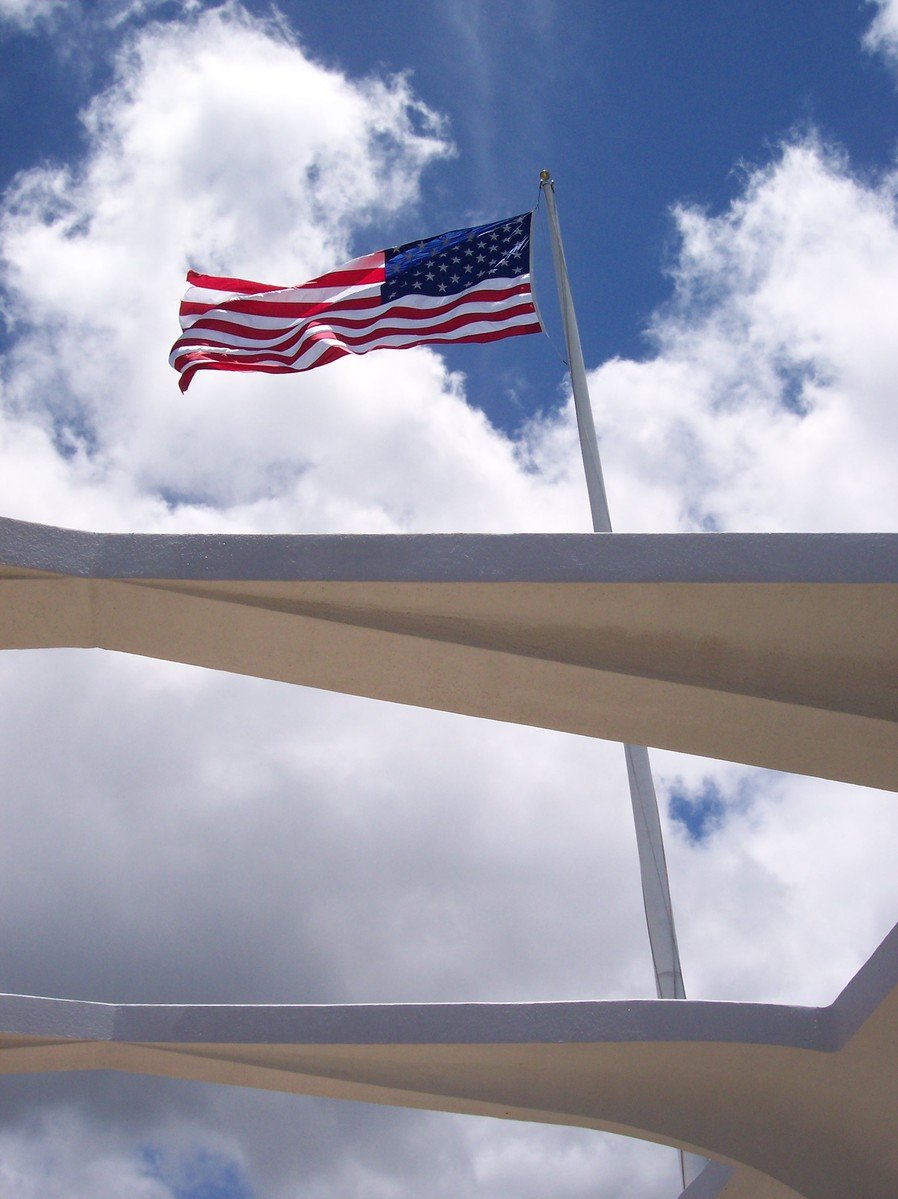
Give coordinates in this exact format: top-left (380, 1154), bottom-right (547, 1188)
top-left (170, 212), bottom-right (543, 392)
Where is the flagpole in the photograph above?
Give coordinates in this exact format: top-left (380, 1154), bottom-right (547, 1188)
top-left (538, 171), bottom-right (701, 1189)
top-left (537, 182), bottom-right (612, 535)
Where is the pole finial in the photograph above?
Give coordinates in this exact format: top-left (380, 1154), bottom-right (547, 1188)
top-left (539, 168), bottom-right (551, 184)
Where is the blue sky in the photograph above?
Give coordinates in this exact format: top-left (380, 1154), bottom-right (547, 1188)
top-left (4, 1), bottom-right (897, 431)
top-left (0, 3), bottom-right (897, 1198)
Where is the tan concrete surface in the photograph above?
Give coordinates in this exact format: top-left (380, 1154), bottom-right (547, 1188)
top-left (1, 525), bottom-right (896, 789)
top-left (3, 914), bottom-right (898, 1199)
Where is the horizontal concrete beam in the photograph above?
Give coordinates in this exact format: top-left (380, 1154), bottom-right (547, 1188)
top-left (3, 918), bottom-right (898, 1199)
top-left (2, 518), bottom-right (896, 789)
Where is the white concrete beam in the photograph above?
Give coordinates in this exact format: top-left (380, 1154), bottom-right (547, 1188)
top-left (3, 918), bottom-right (898, 1199)
top-left (1, 518), bottom-right (896, 790)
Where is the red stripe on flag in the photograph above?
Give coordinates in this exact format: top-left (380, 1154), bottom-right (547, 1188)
top-left (170, 216), bottom-right (542, 391)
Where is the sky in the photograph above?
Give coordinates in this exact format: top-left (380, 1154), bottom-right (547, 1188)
top-left (0, 2), bottom-right (897, 1196)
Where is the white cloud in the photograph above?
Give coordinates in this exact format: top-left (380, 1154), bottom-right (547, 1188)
top-left (0, 1), bottom-right (467, 533)
top-left (864, 0), bottom-right (898, 68)
top-left (0, 0), bottom-right (591, 541)
top-left (0, 0), bottom-right (64, 30)
top-left (1, 6), bottom-right (898, 1199)
top-left (583, 141), bottom-right (898, 534)
top-left (0, 1108), bottom-right (174, 1199)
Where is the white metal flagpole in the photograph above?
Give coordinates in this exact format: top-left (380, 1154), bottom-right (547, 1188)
top-left (538, 170), bottom-right (701, 1188)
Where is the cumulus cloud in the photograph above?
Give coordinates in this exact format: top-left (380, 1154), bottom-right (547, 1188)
top-left (1, 1), bottom-right (472, 531)
top-left (581, 140), bottom-right (898, 534)
top-left (0, 1), bottom-right (594, 540)
top-left (0, 0), bottom-right (64, 30)
top-left (0, 1106), bottom-right (211, 1199)
top-left (2, 5), bottom-right (898, 1199)
top-left (864, 0), bottom-right (898, 68)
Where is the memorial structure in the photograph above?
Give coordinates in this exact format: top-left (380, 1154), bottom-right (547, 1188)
top-left (1, 514), bottom-right (896, 1198)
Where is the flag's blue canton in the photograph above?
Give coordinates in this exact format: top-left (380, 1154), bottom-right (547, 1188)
top-left (382, 212), bottom-right (532, 302)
